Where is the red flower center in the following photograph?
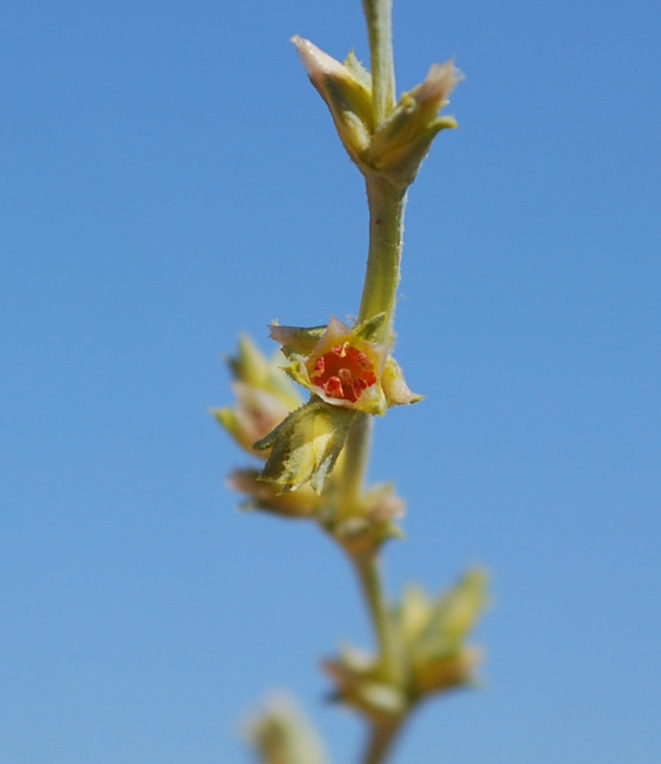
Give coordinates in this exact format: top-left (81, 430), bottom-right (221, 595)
top-left (309, 342), bottom-right (377, 403)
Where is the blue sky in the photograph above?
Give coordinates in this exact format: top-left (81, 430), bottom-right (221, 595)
top-left (1, 1), bottom-right (659, 762)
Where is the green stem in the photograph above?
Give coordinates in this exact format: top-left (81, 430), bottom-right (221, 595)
top-left (353, 553), bottom-right (399, 684)
top-left (359, 0), bottom-right (405, 342)
top-left (342, 5), bottom-right (408, 763)
top-left (346, 0), bottom-right (403, 707)
top-left (358, 174), bottom-right (407, 343)
top-left (360, 719), bottom-right (405, 764)
top-left (362, 0), bottom-right (396, 125)
top-left (340, 413), bottom-right (373, 513)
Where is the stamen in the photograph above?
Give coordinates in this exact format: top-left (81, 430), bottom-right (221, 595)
top-left (356, 352), bottom-right (371, 370)
top-left (324, 376), bottom-right (344, 398)
top-left (308, 340), bottom-right (378, 404)
top-left (352, 378), bottom-right (368, 398)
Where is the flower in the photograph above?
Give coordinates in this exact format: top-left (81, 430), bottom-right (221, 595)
top-left (292, 35), bottom-right (463, 187)
top-left (251, 316), bottom-right (421, 493)
top-left (270, 314), bottom-right (421, 416)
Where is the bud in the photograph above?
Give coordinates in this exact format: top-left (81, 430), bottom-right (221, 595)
top-left (214, 382), bottom-right (292, 457)
top-left (293, 35), bottom-right (463, 187)
top-left (367, 61), bottom-right (463, 186)
top-left (213, 335), bottom-right (302, 457)
top-left (228, 333), bottom-right (303, 409)
top-left (247, 694), bottom-right (330, 764)
top-left (412, 646), bottom-right (482, 696)
top-left (418, 570), bottom-right (487, 655)
top-left (322, 646), bottom-right (408, 721)
top-left (332, 483), bottom-right (406, 556)
top-left (228, 468), bottom-right (321, 518)
top-left (395, 570), bottom-right (487, 698)
top-left (292, 36), bottom-right (373, 167)
top-left (398, 585), bottom-right (434, 647)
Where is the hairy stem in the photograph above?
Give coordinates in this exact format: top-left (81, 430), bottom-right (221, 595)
top-left (339, 413), bottom-right (373, 514)
top-left (358, 174), bottom-right (406, 343)
top-left (347, 4), bottom-right (408, 763)
top-left (353, 553), bottom-right (399, 685)
top-left (362, 0), bottom-right (396, 125)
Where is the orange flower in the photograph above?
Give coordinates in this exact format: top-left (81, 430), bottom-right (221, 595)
top-left (270, 315), bottom-right (421, 416)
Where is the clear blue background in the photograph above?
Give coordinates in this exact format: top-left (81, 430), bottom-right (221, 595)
top-left (1, 1), bottom-right (659, 762)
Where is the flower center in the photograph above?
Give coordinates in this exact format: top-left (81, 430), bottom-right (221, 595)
top-left (309, 342), bottom-right (377, 403)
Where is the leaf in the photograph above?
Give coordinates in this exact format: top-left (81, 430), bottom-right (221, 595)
top-left (269, 323), bottom-right (327, 358)
top-left (255, 397), bottom-right (357, 493)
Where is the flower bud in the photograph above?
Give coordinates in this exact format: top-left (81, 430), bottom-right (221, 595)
top-left (332, 483), bottom-right (406, 556)
top-left (412, 647), bottom-right (482, 696)
top-left (398, 585), bottom-right (434, 647)
top-left (395, 570), bottom-right (487, 698)
top-left (367, 60), bottom-right (463, 186)
top-left (213, 335), bottom-right (302, 458)
top-left (228, 468), bottom-right (320, 518)
top-left (292, 36), bottom-right (373, 167)
top-left (214, 383), bottom-right (292, 457)
top-left (418, 570), bottom-right (487, 654)
top-left (293, 35), bottom-right (463, 187)
top-left (247, 695), bottom-right (329, 764)
top-left (322, 647), bottom-right (408, 721)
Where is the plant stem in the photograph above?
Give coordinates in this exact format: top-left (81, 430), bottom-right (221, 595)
top-left (350, 0), bottom-right (403, 711)
top-left (359, 0), bottom-right (405, 345)
top-left (360, 719), bottom-right (405, 764)
top-left (353, 553), bottom-right (399, 684)
top-left (340, 413), bottom-right (373, 513)
top-left (362, 0), bottom-right (396, 125)
top-left (358, 174), bottom-right (406, 343)
top-left (346, 5), bottom-right (408, 763)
